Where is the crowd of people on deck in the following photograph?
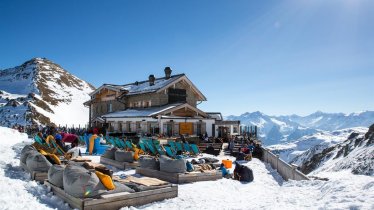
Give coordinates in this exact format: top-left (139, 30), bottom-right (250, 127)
top-left (27, 123), bottom-right (257, 182)
top-left (12, 123), bottom-right (93, 137)
top-left (34, 126), bottom-right (106, 159)
top-left (216, 135), bottom-right (260, 180)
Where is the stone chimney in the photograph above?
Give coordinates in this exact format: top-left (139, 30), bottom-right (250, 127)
top-left (149, 74), bottom-right (155, 86)
top-left (164, 67), bottom-right (172, 79)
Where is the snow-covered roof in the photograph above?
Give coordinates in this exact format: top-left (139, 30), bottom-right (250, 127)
top-left (102, 103), bottom-right (183, 118)
top-left (91, 74), bottom-right (183, 96)
top-left (90, 73), bottom-right (207, 101)
top-left (206, 112), bottom-right (223, 121)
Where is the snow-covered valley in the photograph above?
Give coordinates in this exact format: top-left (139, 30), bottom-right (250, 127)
top-left (0, 127), bottom-right (373, 210)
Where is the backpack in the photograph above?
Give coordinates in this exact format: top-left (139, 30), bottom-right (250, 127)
top-left (234, 163), bottom-right (254, 182)
top-left (236, 152), bottom-right (246, 161)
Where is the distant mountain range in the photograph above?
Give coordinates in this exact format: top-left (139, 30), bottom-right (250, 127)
top-left (226, 111), bottom-right (374, 145)
top-left (268, 125), bottom-right (374, 176)
top-left (0, 58), bottom-right (95, 127)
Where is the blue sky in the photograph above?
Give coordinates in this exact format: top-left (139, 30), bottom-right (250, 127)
top-left (1, 0), bottom-right (373, 116)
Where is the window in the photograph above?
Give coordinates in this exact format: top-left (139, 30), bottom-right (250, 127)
top-left (143, 100), bottom-right (151, 108)
top-left (133, 101), bottom-right (141, 108)
top-left (168, 88), bottom-right (187, 103)
top-left (107, 103), bottom-right (112, 112)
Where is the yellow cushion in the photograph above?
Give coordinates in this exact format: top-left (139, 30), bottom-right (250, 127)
top-left (89, 134), bottom-right (97, 155)
top-left (39, 149), bottom-right (48, 155)
top-left (47, 153), bottom-right (61, 165)
top-left (45, 135), bottom-right (54, 145)
top-left (95, 171), bottom-right (115, 190)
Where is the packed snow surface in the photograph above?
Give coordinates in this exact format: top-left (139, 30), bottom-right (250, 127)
top-left (0, 126), bottom-right (373, 210)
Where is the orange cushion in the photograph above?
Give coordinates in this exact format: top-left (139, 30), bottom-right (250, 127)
top-left (95, 171), bottom-right (115, 190)
top-left (133, 148), bottom-right (140, 161)
top-left (89, 134), bottom-right (97, 155)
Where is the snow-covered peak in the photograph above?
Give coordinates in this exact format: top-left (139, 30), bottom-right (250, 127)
top-left (0, 58), bottom-right (95, 127)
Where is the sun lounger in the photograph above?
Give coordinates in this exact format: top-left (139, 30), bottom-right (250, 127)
top-left (77, 136), bottom-right (83, 145)
top-left (93, 138), bottom-right (110, 155)
top-left (136, 167), bottom-right (222, 184)
top-left (107, 137), bottom-right (116, 147)
top-left (125, 141), bottom-right (133, 150)
top-left (145, 140), bottom-right (157, 155)
top-left (183, 143), bottom-right (191, 153)
top-left (34, 135), bottom-right (44, 145)
top-left (50, 138), bottom-right (65, 156)
top-left (168, 141), bottom-right (177, 152)
top-left (115, 138), bottom-right (126, 149)
top-left (175, 142), bottom-right (183, 152)
top-left (164, 146), bottom-right (176, 158)
top-left (100, 156), bottom-right (139, 170)
top-left (155, 144), bottom-right (166, 155)
top-left (190, 144), bottom-right (201, 155)
top-left (44, 177), bottom-right (178, 210)
top-left (138, 141), bottom-right (147, 153)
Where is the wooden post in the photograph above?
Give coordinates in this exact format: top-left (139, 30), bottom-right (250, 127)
top-left (291, 164), bottom-right (298, 180)
top-left (276, 154), bottom-right (280, 172)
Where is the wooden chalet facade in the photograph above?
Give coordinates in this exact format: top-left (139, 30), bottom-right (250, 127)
top-left (84, 67), bottom-right (224, 137)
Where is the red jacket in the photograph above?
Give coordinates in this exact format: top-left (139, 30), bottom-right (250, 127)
top-left (62, 133), bottom-right (78, 143)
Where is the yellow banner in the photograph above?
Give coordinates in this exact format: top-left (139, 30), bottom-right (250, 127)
top-left (179, 122), bottom-right (193, 135)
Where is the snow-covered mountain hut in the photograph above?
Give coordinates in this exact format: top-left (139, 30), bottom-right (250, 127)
top-left (84, 67), bottom-right (235, 137)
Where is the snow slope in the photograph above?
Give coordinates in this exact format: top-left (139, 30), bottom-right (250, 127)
top-left (298, 125), bottom-right (374, 176)
top-left (0, 127), bottom-right (69, 210)
top-left (1, 126), bottom-right (373, 210)
top-left (0, 58), bottom-right (95, 127)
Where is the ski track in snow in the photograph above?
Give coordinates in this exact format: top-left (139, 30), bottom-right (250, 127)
top-left (0, 127), bottom-right (373, 210)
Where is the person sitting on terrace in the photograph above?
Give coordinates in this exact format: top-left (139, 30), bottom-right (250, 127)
top-left (219, 163), bottom-right (232, 178)
top-left (54, 132), bottom-right (66, 152)
top-left (37, 132), bottom-right (46, 144)
top-left (65, 139), bottom-right (81, 159)
top-left (99, 134), bottom-right (106, 144)
top-left (248, 143), bottom-right (255, 153)
top-left (180, 134), bottom-right (186, 143)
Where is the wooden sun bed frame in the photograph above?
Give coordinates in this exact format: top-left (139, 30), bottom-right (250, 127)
top-left (135, 167), bottom-right (222, 184)
top-left (20, 162), bottom-right (48, 183)
top-left (44, 181), bottom-right (178, 210)
top-left (100, 157), bottom-right (139, 170)
top-left (20, 156), bottom-right (93, 183)
top-left (198, 143), bottom-right (223, 155)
